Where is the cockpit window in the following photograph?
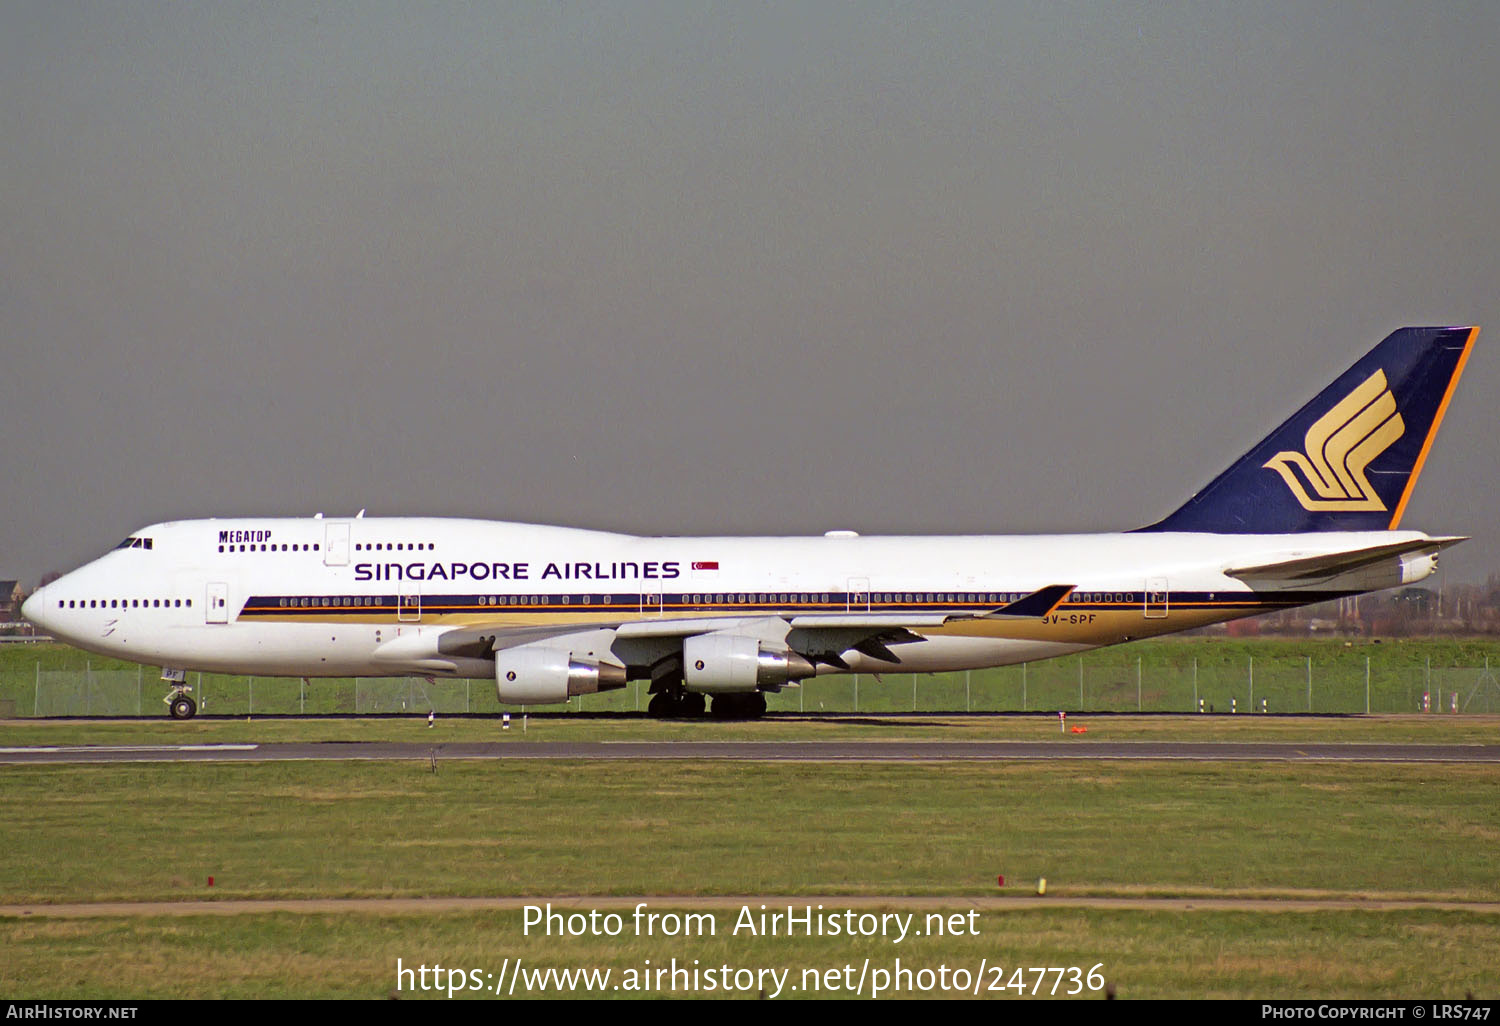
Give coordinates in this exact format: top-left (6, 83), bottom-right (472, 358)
top-left (115, 537), bottom-right (154, 550)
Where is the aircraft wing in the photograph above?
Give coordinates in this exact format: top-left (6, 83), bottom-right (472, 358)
top-left (380, 584), bottom-right (1075, 673)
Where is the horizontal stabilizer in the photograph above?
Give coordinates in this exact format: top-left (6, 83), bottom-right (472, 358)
top-left (1225, 536), bottom-right (1465, 582)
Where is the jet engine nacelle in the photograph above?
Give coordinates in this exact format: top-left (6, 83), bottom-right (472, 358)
top-left (496, 645), bottom-right (627, 705)
top-left (682, 634), bottom-right (816, 694)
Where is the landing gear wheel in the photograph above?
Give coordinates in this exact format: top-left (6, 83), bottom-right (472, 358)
top-left (648, 688), bottom-right (706, 719)
top-left (169, 695), bottom-right (197, 720)
top-left (710, 692), bottom-right (768, 720)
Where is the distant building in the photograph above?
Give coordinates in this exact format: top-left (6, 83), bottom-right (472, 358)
top-left (0, 580), bottom-right (21, 626)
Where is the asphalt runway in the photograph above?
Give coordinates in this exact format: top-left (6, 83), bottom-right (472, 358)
top-left (2, 740), bottom-right (1498, 764)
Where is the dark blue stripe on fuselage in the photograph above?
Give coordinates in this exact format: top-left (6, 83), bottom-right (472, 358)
top-left (239, 590), bottom-right (1358, 617)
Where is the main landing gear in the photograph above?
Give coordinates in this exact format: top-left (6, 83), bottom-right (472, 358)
top-left (710, 692), bottom-right (767, 720)
top-left (647, 688), bottom-right (706, 719)
top-left (162, 668), bottom-right (197, 720)
top-left (645, 685), bottom-right (767, 720)
top-left (645, 658), bottom-right (769, 720)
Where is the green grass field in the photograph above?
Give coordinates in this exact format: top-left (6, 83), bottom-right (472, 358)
top-left (6, 760), bottom-right (1499, 903)
top-left (3, 752), bottom-right (1499, 998)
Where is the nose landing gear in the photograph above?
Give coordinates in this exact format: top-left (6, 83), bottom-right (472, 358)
top-left (161, 668), bottom-right (197, 719)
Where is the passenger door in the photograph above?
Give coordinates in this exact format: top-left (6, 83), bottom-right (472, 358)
top-left (1144, 577), bottom-right (1169, 619)
top-left (324, 523), bottom-right (350, 566)
top-left (206, 582), bottom-right (229, 624)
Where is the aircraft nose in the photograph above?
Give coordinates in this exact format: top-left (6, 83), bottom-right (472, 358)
top-left (21, 585), bottom-right (47, 627)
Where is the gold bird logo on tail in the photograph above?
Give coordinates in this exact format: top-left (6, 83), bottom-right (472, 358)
top-left (1263, 369), bottom-right (1404, 511)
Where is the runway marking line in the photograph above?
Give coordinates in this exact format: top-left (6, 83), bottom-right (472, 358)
top-left (0, 744), bottom-right (259, 754)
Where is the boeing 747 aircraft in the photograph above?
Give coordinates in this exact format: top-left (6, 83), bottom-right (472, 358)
top-left (23, 325), bottom-right (1477, 719)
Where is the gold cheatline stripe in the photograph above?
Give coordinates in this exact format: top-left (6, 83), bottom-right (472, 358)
top-left (1388, 326), bottom-right (1479, 529)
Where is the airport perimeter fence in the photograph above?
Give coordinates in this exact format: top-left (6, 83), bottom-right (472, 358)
top-left (4, 655), bottom-right (1500, 717)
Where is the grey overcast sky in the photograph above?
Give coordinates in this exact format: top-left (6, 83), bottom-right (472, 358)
top-left (2, 2), bottom-right (1496, 586)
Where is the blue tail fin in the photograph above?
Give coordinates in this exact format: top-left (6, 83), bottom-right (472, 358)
top-left (1138, 326), bottom-right (1477, 534)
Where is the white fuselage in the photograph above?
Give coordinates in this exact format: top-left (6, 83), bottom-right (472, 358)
top-left (23, 516), bottom-right (1437, 679)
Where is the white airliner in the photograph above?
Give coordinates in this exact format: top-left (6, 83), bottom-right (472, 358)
top-left (23, 326), bottom-right (1477, 720)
